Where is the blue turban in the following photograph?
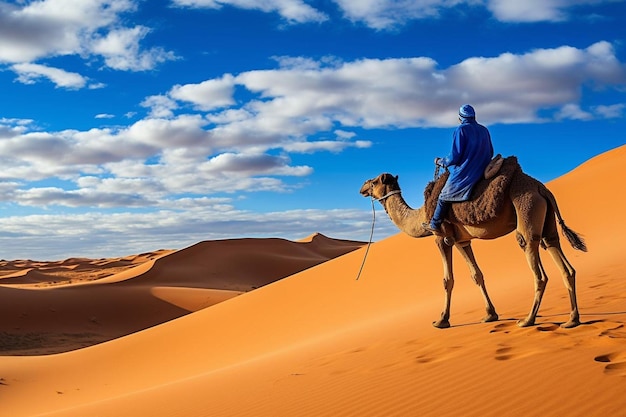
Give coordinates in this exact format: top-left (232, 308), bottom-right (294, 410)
top-left (459, 104), bottom-right (475, 119)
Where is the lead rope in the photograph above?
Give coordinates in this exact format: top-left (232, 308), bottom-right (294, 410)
top-left (355, 189), bottom-right (377, 281)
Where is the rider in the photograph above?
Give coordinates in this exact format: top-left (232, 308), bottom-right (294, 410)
top-left (424, 104), bottom-right (494, 234)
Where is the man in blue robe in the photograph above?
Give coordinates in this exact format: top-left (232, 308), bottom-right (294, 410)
top-left (424, 104), bottom-right (494, 234)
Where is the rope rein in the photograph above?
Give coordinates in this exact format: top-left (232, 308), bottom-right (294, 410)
top-left (355, 192), bottom-right (376, 281)
top-left (355, 186), bottom-right (401, 281)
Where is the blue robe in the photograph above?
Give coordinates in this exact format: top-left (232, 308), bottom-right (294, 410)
top-left (439, 119), bottom-right (493, 202)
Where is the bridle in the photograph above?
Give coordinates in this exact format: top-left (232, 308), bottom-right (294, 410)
top-left (376, 189), bottom-right (401, 202)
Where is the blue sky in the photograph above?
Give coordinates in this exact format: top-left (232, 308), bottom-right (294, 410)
top-left (0, 0), bottom-right (624, 260)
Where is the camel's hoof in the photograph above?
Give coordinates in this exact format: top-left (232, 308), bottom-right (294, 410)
top-left (482, 313), bottom-right (499, 323)
top-left (517, 318), bottom-right (535, 328)
top-left (561, 319), bottom-right (581, 329)
top-left (432, 319), bottom-right (451, 329)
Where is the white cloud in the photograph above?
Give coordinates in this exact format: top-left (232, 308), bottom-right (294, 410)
top-left (141, 95), bottom-right (179, 118)
top-left (555, 103), bottom-right (594, 121)
top-left (0, 0), bottom-right (120, 62)
top-left (11, 63), bottom-right (88, 89)
top-left (121, 115), bottom-right (213, 149)
top-left (0, 0), bottom-right (176, 78)
top-left (444, 42), bottom-right (626, 123)
top-left (272, 55), bottom-right (340, 70)
top-left (209, 0), bottom-right (619, 29)
top-left (487, 0), bottom-right (568, 22)
top-left (199, 153), bottom-right (313, 179)
top-left (0, 118), bottom-right (35, 138)
top-left (90, 26), bottom-right (178, 71)
top-left (333, 0), bottom-right (468, 29)
top-left (185, 42), bottom-right (624, 132)
top-left (170, 75), bottom-right (236, 111)
top-left (593, 103), bottom-right (625, 119)
top-left (172, 0), bottom-right (328, 24)
top-left (281, 140), bottom-right (372, 154)
top-left (334, 130), bottom-right (357, 140)
top-left (14, 186), bottom-right (154, 208)
top-left (89, 82), bottom-right (107, 90)
top-left (486, 0), bottom-right (618, 23)
top-left (171, 0), bottom-right (621, 28)
top-left (333, 0), bottom-right (620, 27)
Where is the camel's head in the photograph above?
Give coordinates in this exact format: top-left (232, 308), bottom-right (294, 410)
top-left (360, 173), bottom-right (400, 201)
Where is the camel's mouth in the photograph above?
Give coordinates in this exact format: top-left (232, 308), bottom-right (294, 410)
top-left (359, 180), bottom-right (373, 197)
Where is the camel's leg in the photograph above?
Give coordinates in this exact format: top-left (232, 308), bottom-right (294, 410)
top-left (433, 236), bottom-right (453, 329)
top-left (542, 238), bottom-right (580, 328)
top-left (517, 236), bottom-right (549, 327)
top-left (456, 243), bottom-right (498, 323)
top-left (512, 190), bottom-right (550, 327)
top-left (541, 204), bottom-right (581, 328)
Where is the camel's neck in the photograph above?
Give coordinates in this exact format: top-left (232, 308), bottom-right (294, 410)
top-left (380, 193), bottom-right (430, 238)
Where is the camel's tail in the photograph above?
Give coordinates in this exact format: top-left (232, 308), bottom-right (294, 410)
top-left (539, 185), bottom-right (588, 252)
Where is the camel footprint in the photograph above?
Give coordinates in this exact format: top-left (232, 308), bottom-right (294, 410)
top-left (494, 342), bottom-right (547, 361)
top-left (594, 352), bottom-right (626, 377)
top-left (494, 345), bottom-right (514, 361)
top-left (489, 322), bottom-right (517, 334)
top-left (599, 323), bottom-right (626, 339)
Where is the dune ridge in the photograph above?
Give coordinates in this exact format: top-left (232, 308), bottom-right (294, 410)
top-left (0, 145), bottom-right (625, 416)
top-left (102, 234), bottom-right (366, 290)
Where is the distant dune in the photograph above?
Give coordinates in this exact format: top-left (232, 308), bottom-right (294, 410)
top-left (0, 234), bottom-right (364, 355)
top-left (0, 145), bottom-right (624, 417)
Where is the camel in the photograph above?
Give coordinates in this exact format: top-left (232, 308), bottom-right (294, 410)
top-left (359, 163), bottom-right (587, 329)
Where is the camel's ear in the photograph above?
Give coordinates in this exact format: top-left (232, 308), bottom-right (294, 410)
top-left (381, 174), bottom-right (399, 186)
top-left (380, 173), bottom-right (397, 184)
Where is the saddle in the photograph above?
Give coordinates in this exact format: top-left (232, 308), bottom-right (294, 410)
top-left (424, 155), bottom-right (521, 226)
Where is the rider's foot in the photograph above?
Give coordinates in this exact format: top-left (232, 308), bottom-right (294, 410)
top-left (422, 222), bottom-right (443, 235)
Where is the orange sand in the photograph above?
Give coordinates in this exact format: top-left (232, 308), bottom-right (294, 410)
top-left (0, 145), bottom-right (625, 417)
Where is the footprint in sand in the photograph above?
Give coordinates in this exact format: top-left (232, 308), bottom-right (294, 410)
top-left (594, 352), bottom-right (626, 377)
top-left (598, 323), bottom-right (626, 339)
top-left (488, 321), bottom-right (558, 334)
top-left (489, 322), bottom-right (516, 334)
top-left (410, 345), bottom-right (462, 365)
top-left (415, 355), bottom-right (433, 364)
top-left (494, 345), bottom-right (514, 361)
top-left (536, 323), bottom-right (560, 332)
top-left (493, 342), bottom-right (547, 361)
top-left (589, 281), bottom-right (609, 289)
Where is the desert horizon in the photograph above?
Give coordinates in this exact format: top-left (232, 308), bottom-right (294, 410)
top-left (1, 144), bottom-right (625, 416)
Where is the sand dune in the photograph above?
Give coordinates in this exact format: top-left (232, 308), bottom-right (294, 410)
top-left (0, 145), bottom-right (625, 417)
top-left (0, 234), bottom-right (364, 355)
top-left (0, 250), bottom-right (174, 286)
top-left (100, 233), bottom-right (366, 290)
